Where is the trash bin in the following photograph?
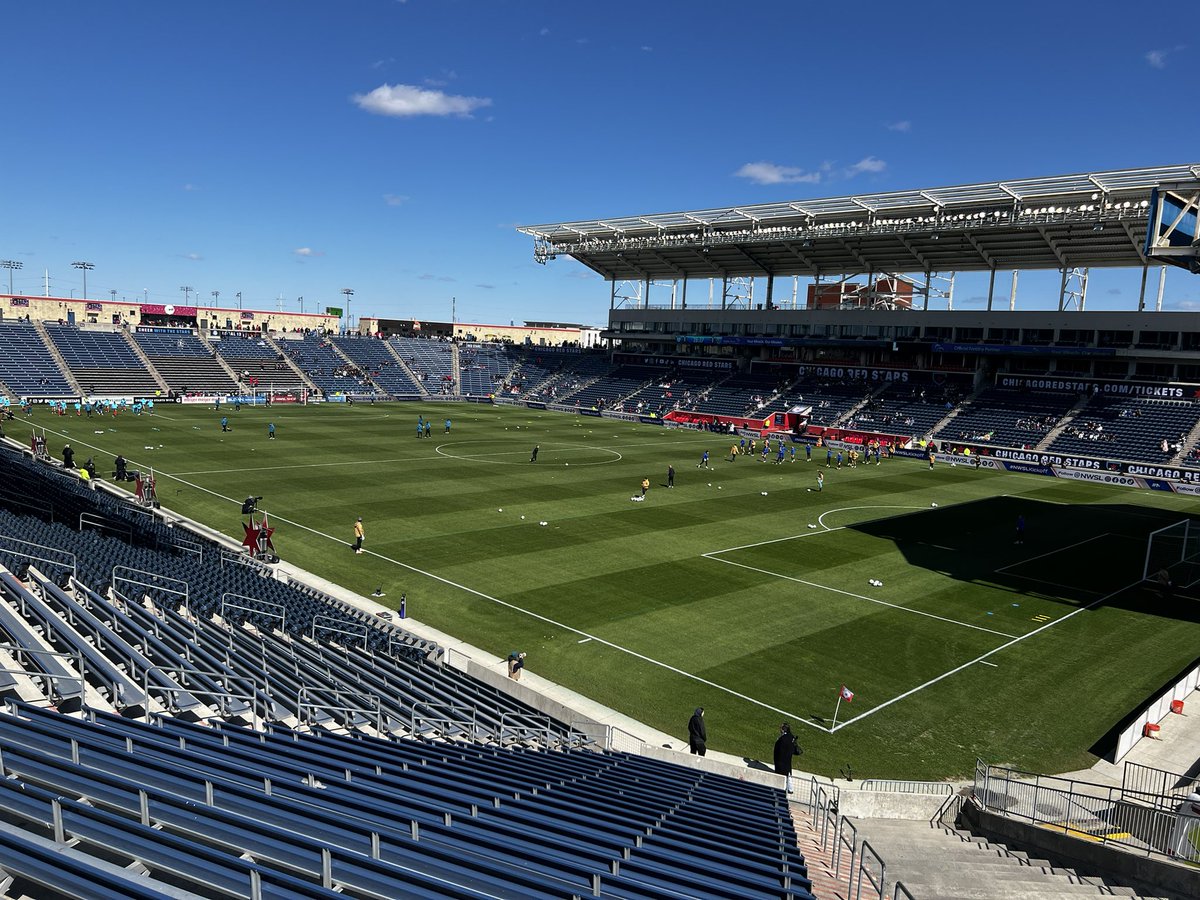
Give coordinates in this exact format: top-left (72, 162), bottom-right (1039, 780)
top-left (1171, 699), bottom-right (1185, 715)
top-left (1144, 722), bottom-right (1162, 737)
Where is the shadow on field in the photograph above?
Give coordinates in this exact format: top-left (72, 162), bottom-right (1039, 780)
top-left (848, 497), bottom-right (1200, 611)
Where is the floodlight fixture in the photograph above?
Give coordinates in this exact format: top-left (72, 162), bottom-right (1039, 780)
top-left (0, 259), bottom-right (22, 294)
top-left (72, 261), bottom-right (95, 299)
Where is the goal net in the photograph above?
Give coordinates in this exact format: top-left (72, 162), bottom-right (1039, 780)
top-left (1143, 520), bottom-right (1200, 589)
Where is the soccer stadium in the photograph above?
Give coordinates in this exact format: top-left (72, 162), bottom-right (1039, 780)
top-left (0, 161), bottom-right (1198, 899)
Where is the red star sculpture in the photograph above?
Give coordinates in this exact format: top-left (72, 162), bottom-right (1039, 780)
top-left (241, 515), bottom-right (275, 554)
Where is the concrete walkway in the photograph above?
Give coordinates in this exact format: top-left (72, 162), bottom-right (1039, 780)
top-left (1058, 699), bottom-right (1200, 789)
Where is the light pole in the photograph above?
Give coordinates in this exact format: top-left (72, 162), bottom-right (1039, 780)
top-left (72, 261), bottom-right (95, 299)
top-left (236, 291), bottom-right (242, 310)
top-left (143, 288), bottom-right (148, 303)
top-left (298, 296), bottom-right (303, 314)
top-left (110, 289), bottom-right (117, 302)
top-left (211, 290), bottom-right (220, 307)
top-left (180, 285), bottom-right (193, 305)
top-left (341, 288), bottom-right (354, 334)
top-left (0, 259), bottom-right (22, 295)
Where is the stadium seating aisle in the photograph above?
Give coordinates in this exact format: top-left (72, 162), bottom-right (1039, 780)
top-left (331, 335), bottom-right (424, 396)
top-left (43, 323), bottom-right (162, 396)
top-left (1048, 395), bottom-right (1200, 463)
top-left (935, 387), bottom-right (1076, 449)
top-left (212, 331), bottom-right (307, 392)
top-left (133, 330), bottom-right (238, 394)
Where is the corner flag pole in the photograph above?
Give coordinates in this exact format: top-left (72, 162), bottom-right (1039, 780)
top-left (831, 694), bottom-right (843, 730)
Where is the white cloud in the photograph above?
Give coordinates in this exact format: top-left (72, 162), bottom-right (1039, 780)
top-left (353, 83), bottom-right (492, 118)
top-left (475, 283), bottom-right (495, 290)
top-left (1146, 46), bottom-right (1184, 69)
top-left (641, 45), bottom-right (653, 52)
top-left (734, 161), bottom-right (824, 185)
top-left (539, 27), bottom-right (550, 36)
top-left (383, 193), bottom-right (409, 207)
top-left (182, 183), bottom-right (199, 191)
top-left (371, 57), bottom-right (394, 70)
top-left (180, 252), bottom-right (203, 261)
top-left (293, 247), bottom-right (325, 258)
top-left (846, 156), bottom-right (886, 176)
top-left (886, 120), bottom-right (911, 132)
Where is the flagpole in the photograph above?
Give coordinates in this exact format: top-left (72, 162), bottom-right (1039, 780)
top-left (831, 694), bottom-right (843, 730)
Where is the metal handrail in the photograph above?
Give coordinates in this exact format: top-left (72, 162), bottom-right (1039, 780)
top-left (856, 839), bottom-right (885, 900)
top-left (141, 665), bottom-right (263, 729)
top-left (112, 565), bottom-right (187, 607)
top-left (861, 778), bottom-right (953, 795)
top-left (311, 615), bottom-right (367, 646)
top-left (296, 686), bottom-right (382, 734)
top-left (220, 593), bottom-right (285, 631)
top-left (0, 533), bottom-right (77, 578)
top-left (0, 644), bottom-right (86, 702)
top-left (893, 882), bottom-right (916, 900)
top-left (835, 815), bottom-right (858, 887)
top-left (79, 513), bottom-right (133, 543)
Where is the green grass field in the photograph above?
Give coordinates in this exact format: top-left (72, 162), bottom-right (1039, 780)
top-left (9, 401), bottom-right (1200, 780)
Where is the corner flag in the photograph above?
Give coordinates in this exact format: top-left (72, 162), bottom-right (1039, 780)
top-left (840, 685), bottom-right (854, 703)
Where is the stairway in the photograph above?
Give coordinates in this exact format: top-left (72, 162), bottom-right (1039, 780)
top-left (449, 342), bottom-right (462, 394)
top-left (851, 817), bottom-right (1171, 900)
top-left (119, 329), bottom-right (171, 394)
top-left (929, 388), bottom-right (980, 443)
top-left (1169, 414), bottom-right (1200, 467)
top-left (1036, 393), bottom-right (1093, 452)
top-left (194, 331), bottom-right (244, 386)
top-left (381, 340), bottom-right (430, 396)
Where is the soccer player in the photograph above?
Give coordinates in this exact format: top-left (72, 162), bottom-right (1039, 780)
top-left (760, 442), bottom-right (770, 463)
top-left (739, 437), bottom-right (746, 455)
top-left (667, 464), bottom-right (675, 488)
top-left (698, 450), bottom-right (710, 469)
top-left (816, 471), bottom-right (824, 492)
top-left (444, 418), bottom-right (451, 434)
top-left (641, 477), bottom-right (650, 497)
top-left (789, 445), bottom-right (796, 463)
top-left (267, 422), bottom-right (276, 440)
top-left (728, 444), bottom-right (738, 462)
top-left (352, 517), bottom-right (365, 554)
top-left (826, 447), bottom-right (833, 467)
top-left (416, 422), bottom-right (423, 439)
top-left (530, 444), bottom-right (539, 462)
top-left (220, 416), bottom-right (229, 432)
top-left (805, 443), bottom-right (811, 463)
top-left (776, 444), bottom-right (786, 465)
top-left (424, 421), bottom-right (431, 438)
top-left (836, 450), bottom-right (843, 469)
top-left (1015, 514), bottom-right (1025, 545)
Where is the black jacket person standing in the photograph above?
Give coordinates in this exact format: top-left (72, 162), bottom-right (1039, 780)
top-left (773, 723), bottom-right (802, 793)
top-left (688, 707), bottom-right (707, 756)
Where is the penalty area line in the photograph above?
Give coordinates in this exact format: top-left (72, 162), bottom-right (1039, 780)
top-left (829, 576), bottom-right (1141, 733)
top-left (149, 467), bottom-right (835, 735)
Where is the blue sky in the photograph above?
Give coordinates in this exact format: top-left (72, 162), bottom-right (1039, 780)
top-left (1, 1), bottom-right (1196, 325)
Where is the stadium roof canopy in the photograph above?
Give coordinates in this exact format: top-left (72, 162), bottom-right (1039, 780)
top-left (517, 164), bottom-right (1200, 281)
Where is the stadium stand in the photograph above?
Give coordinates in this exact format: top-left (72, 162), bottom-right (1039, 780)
top-left (280, 333), bottom-right (380, 397)
top-left (133, 329), bottom-right (238, 394)
top-left (330, 334), bottom-right (424, 396)
top-left (211, 331), bottom-right (307, 392)
top-left (44, 323), bottom-right (162, 396)
top-left (1048, 395), bottom-right (1200, 463)
top-left (0, 319), bottom-right (75, 397)
top-left (458, 342), bottom-right (519, 396)
top-left (558, 365), bottom-right (663, 411)
top-left (843, 380), bottom-right (967, 440)
top-left (391, 335), bottom-right (456, 393)
top-left (685, 372), bottom-right (783, 418)
top-left (934, 387), bottom-right (1077, 449)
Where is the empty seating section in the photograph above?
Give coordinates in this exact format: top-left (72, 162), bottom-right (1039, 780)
top-left (213, 331), bottom-right (306, 391)
top-left (844, 381), bottom-right (965, 439)
top-left (559, 365), bottom-right (658, 410)
top-left (0, 320), bottom-right (74, 396)
top-left (687, 373), bottom-right (781, 417)
top-left (458, 342), bottom-right (518, 395)
top-left (0, 445), bottom-right (812, 898)
top-left (620, 370), bottom-right (718, 417)
top-left (133, 330), bottom-right (237, 393)
top-left (0, 703), bottom-right (812, 899)
top-left (937, 387), bottom-right (1076, 448)
top-left (281, 334), bottom-right (375, 396)
top-left (1048, 395), bottom-right (1200, 463)
top-left (44, 324), bottom-right (161, 396)
top-left (330, 335), bottom-right (423, 395)
top-left (390, 336), bottom-right (455, 392)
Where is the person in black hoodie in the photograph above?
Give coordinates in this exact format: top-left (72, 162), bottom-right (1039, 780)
top-left (688, 707), bottom-right (707, 756)
top-left (773, 723), bottom-right (802, 793)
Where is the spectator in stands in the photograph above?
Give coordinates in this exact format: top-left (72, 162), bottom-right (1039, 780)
top-left (688, 707), bottom-right (707, 756)
top-left (62, 444), bottom-right (75, 469)
top-left (773, 724), bottom-right (802, 793)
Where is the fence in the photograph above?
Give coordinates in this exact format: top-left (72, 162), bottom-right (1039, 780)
top-left (974, 762), bottom-right (1180, 859)
top-left (1122, 760), bottom-right (1200, 812)
top-left (860, 779), bottom-right (953, 795)
top-left (1113, 660), bottom-right (1200, 762)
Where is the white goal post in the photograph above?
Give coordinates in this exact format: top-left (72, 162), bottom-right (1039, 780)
top-left (1143, 520), bottom-right (1200, 589)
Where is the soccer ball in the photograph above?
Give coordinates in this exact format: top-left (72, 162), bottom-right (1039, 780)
top-left (539, 521), bottom-right (548, 526)
top-left (761, 491), bottom-right (768, 496)
top-left (808, 524), bottom-right (817, 529)
top-left (498, 508), bottom-right (503, 512)
top-left (931, 502), bottom-right (939, 508)
top-left (565, 463), bottom-right (569, 466)
top-left (520, 515), bottom-right (525, 520)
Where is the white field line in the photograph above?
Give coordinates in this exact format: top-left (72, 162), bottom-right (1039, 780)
top-left (130, 465), bottom-right (836, 734)
top-left (704, 556), bottom-right (1018, 639)
top-left (978, 661), bottom-right (999, 668)
top-left (993, 533), bottom-right (1111, 574)
top-left (702, 506), bottom-right (927, 556)
top-left (829, 577), bottom-right (1141, 732)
